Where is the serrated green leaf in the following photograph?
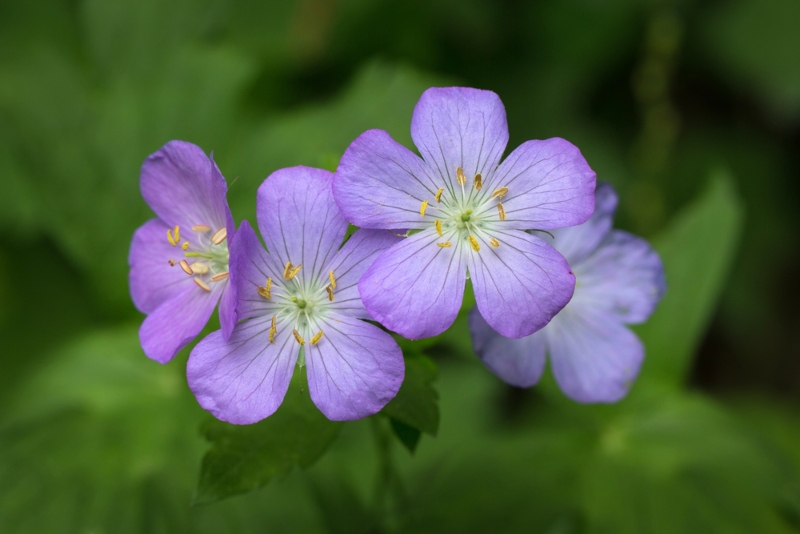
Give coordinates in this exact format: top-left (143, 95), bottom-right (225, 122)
top-left (194, 370), bottom-right (342, 505)
top-left (380, 353), bottom-right (439, 437)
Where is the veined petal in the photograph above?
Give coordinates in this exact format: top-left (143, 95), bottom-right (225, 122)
top-left (231, 221), bottom-right (282, 321)
top-left (359, 229), bottom-right (466, 339)
top-left (411, 87), bottom-right (508, 189)
top-left (548, 182), bottom-right (617, 265)
top-left (325, 229), bottom-right (402, 319)
top-left (488, 138), bottom-right (595, 230)
top-left (257, 167), bottom-right (348, 284)
top-left (129, 218), bottom-right (194, 314)
top-left (187, 317), bottom-right (300, 424)
top-left (572, 230), bottom-right (666, 324)
top-left (334, 129), bottom-right (442, 229)
top-left (468, 229), bottom-right (574, 338)
top-left (546, 308), bottom-right (643, 403)
top-left (218, 281), bottom-right (237, 341)
top-left (140, 140), bottom-right (230, 231)
top-left (305, 316), bottom-right (404, 421)
top-left (139, 283), bottom-right (222, 364)
top-left (469, 308), bottom-right (547, 388)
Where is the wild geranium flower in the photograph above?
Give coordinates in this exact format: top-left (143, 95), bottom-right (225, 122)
top-left (187, 166), bottom-right (404, 424)
top-left (333, 87), bottom-right (596, 340)
top-left (129, 141), bottom-right (237, 364)
top-left (469, 183), bottom-right (666, 403)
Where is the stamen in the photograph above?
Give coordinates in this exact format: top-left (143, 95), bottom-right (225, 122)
top-left (420, 200), bottom-right (429, 217)
top-left (257, 277), bottom-right (272, 299)
top-left (168, 259), bottom-right (176, 266)
top-left (468, 235), bottom-right (480, 252)
top-left (492, 187), bottom-right (508, 199)
top-left (179, 259), bottom-right (193, 275)
top-left (435, 188), bottom-right (444, 202)
top-left (269, 315), bottom-right (277, 343)
top-left (166, 229), bottom-right (177, 247)
top-left (210, 272), bottom-right (229, 282)
top-left (437, 242), bottom-right (452, 248)
top-left (211, 228), bottom-right (227, 245)
top-left (490, 238), bottom-right (500, 248)
top-left (286, 264), bottom-right (302, 280)
top-left (173, 225), bottom-right (180, 244)
top-left (192, 224), bottom-right (211, 232)
top-left (182, 241), bottom-right (189, 251)
top-left (329, 270), bottom-right (336, 289)
top-left (497, 202), bottom-right (506, 221)
top-left (284, 262), bottom-right (293, 279)
top-left (456, 167), bottom-right (467, 186)
top-left (435, 219), bottom-right (443, 236)
top-left (473, 173), bottom-right (482, 190)
top-left (311, 331), bottom-right (324, 345)
top-left (292, 329), bottom-right (305, 346)
top-left (191, 263), bottom-right (209, 274)
top-left (326, 285), bottom-right (334, 301)
top-left (194, 278), bottom-right (211, 292)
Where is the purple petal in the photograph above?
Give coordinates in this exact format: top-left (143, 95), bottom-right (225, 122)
top-left (469, 308), bottom-right (546, 388)
top-left (489, 138), bottom-right (596, 230)
top-left (306, 316), bottom-right (404, 421)
top-left (218, 282), bottom-right (237, 341)
top-left (140, 140), bottom-right (231, 230)
top-left (129, 218), bottom-right (194, 314)
top-left (411, 87), bottom-right (508, 189)
top-left (549, 182), bottom-right (617, 265)
top-left (468, 229), bottom-right (575, 338)
top-left (139, 283), bottom-right (222, 364)
top-left (572, 230), bottom-right (666, 324)
top-left (358, 229), bottom-right (466, 339)
top-left (334, 129), bottom-right (442, 229)
top-left (546, 308), bottom-right (643, 403)
top-left (187, 317), bottom-right (300, 424)
top-left (325, 229), bottom-right (402, 319)
top-left (230, 221), bottom-right (280, 321)
top-left (257, 166), bottom-right (348, 284)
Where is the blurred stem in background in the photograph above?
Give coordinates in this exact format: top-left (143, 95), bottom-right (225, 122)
top-left (371, 416), bottom-right (407, 532)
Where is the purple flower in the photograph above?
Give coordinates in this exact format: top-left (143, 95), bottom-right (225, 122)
top-left (333, 87), bottom-right (596, 340)
top-left (129, 141), bottom-right (237, 364)
top-left (187, 166), bottom-right (405, 424)
top-left (469, 183), bottom-right (666, 403)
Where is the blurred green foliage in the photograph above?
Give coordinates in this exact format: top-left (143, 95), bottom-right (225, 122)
top-left (1, 0), bottom-right (799, 532)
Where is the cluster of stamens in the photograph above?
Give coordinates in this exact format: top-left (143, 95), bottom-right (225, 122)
top-left (166, 224), bottom-right (230, 291)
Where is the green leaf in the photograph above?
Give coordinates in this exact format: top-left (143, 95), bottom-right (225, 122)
top-left (390, 418), bottom-right (422, 454)
top-left (380, 353), bottom-right (439, 437)
top-left (635, 170), bottom-right (743, 389)
top-left (194, 369), bottom-right (342, 505)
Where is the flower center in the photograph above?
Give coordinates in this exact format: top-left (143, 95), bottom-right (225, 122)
top-left (165, 224), bottom-right (230, 291)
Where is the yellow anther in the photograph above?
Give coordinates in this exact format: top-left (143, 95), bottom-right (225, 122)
top-left (194, 278), bottom-right (211, 292)
top-left (179, 259), bottom-right (193, 275)
top-left (497, 202), bottom-right (506, 221)
top-left (173, 225), bottom-right (181, 244)
top-left (166, 229), bottom-right (177, 247)
top-left (326, 285), bottom-right (334, 301)
top-left (474, 173), bottom-right (483, 190)
top-left (292, 329), bottom-right (305, 346)
top-left (182, 241), bottom-right (189, 251)
top-left (435, 219), bottom-right (443, 237)
top-left (435, 188), bottom-right (444, 202)
top-left (468, 235), bottom-right (480, 252)
top-left (456, 167), bottom-right (467, 186)
top-left (192, 224), bottom-right (211, 232)
top-left (437, 242), bottom-right (452, 248)
top-left (490, 237), bottom-right (500, 248)
top-left (283, 262), bottom-right (302, 280)
top-left (191, 262), bottom-right (209, 274)
top-left (492, 187), bottom-right (508, 199)
top-left (257, 277), bottom-right (272, 299)
top-left (420, 200), bottom-right (429, 217)
top-left (168, 259), bottom-right (176, 266)
top-left (329, 270), bottom-right (336, 289)
top-left (210, 272), bottom-right (229, 282)
top-left (311, 331), bottom-right (324, 345)
top-left (269, 315), bottom-right (277, 343)
top-left (211, 227), bottom-right (227, 245)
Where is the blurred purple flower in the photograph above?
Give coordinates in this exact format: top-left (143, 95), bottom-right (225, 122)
top-left (333, 87), bottom-right (596, 340)
top-left (129, 141), bottom-right (237, 364)
top-left (469, 183), bottom-right (666, 403)
top-left (187, 166), bottom-right (404, 424)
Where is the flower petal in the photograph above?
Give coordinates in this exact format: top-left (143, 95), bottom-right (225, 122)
top-left (334, 129), bottom-right (442, 229)
top-left (546, 308), bottom-right (643, 403)
top-left (218, 281), bottom-right (237, 341)
top-left (572, 230), bottom-right (666, 324)
top-left (187, 317), bottom-right (300, 424)
top-left (469, 308), bottom-right (547, 388)
top-left (325, 229), bottom-right (402, 319)
top-left (486, 138), bottom-right (595, 230)
top-left (139, 283), bottom-right (222, 364)
top-left (257, 166), bottom-right (348, 285)
top-left (305, 316), bottom-right (404, 421)
top-left (140, 140), bottom-right (230, 230)
top-left (548, 182), bottom-right (617, 265)
top-left (129, 218), bottom-right (194, 314)
top-left (411, 87), bottom-right (508, 189)
top-left (468, 229), bottom-right (575, 338)
top-left (230, 220), bottom-right (282, 321)
top-left (358, 229), bottom-right (466, 339)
